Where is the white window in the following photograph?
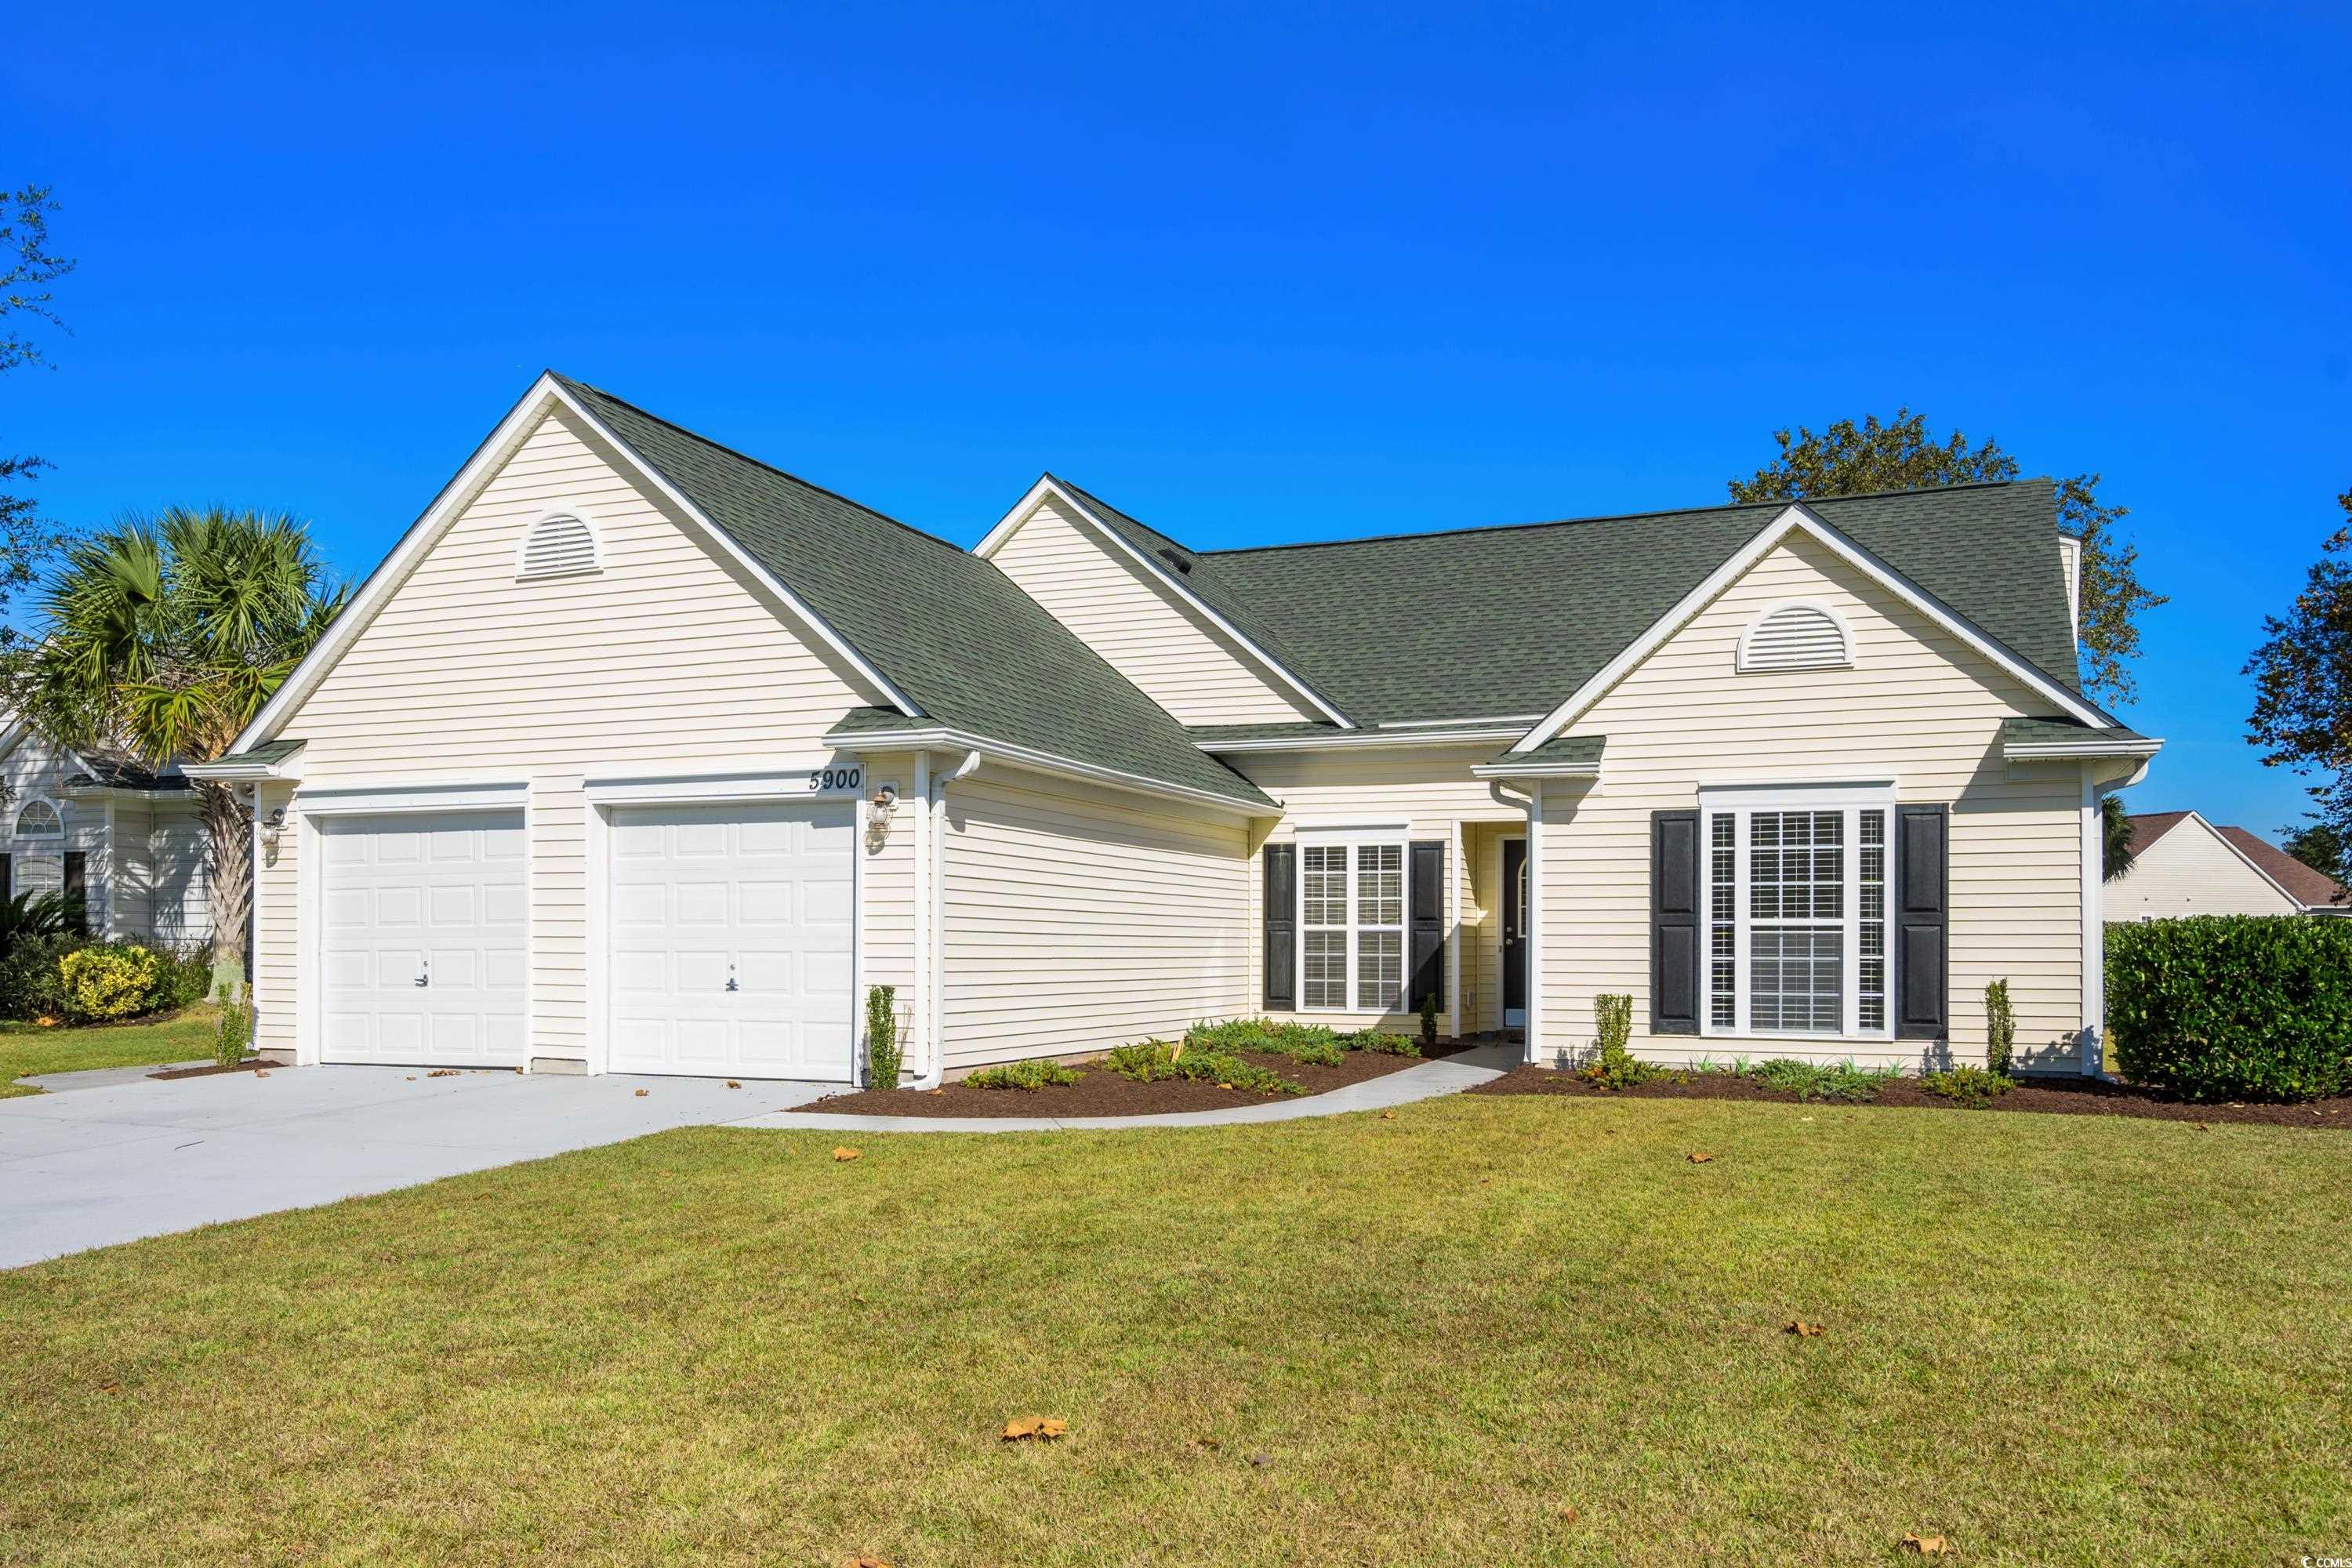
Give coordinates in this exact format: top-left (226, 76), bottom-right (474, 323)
top-left (517, 511), bottom-right (601, 579)
top-left (1700, 786), bottom-right (1893, 1040)
top-left (13, 798), bottom-right (62, 840)
top-left (1737, 601), bottom-right (1853, 672)
top-left (1298, 837), bottom-right (1407, 1013)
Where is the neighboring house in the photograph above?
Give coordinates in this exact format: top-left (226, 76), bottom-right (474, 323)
top-left (2114, 811), bottom-right (2351, 917)
top-left (190, 374), bottom-right (2161, 1084)
top-left (0, 720), bottom-right (214, 943)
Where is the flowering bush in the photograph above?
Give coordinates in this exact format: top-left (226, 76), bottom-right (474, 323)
top-left (59, 944), bottom-right (162, 1023)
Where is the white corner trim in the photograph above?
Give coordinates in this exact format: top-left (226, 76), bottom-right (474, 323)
top-left (1512, 503), bottom-right (2111, 753)
top-left (1734, 597), bottom-right (1854, 673)
top-left (1200, 726), bottom-right (1526, 753)
top-left (230, 375), bottom-right (923, 755)
top-left (824, 724), bottom-right (1273, 819)
top-left (513, 505), bottom-right (605, 581)
top-left (1526, 782), bottom-right (1544, 1065)
top-left (2080, 764), bottom-right (2104, 1076)
top-left (976, 476), bottom-right (1354, 729)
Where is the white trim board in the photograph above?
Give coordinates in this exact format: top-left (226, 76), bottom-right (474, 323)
top-left (1200, 726), bottom-right (1525, 753)
top-left (1512, 503), bottom-right (2113, 754)
top-left (976, 476), bottom-right (1354, 729)
top-left (826, 724), bottom-right (1274, 819)
top-left (230, 374), bottom-right (923, 757)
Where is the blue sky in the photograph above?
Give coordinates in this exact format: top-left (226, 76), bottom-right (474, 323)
top-left (5, 2), bottom-right (2347, 836)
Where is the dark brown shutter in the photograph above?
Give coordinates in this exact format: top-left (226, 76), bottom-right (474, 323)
top-left (1896, 804), bottom-right (1948, 1039)
top-left (1651, 810), bottom-right (1700, 1034)
top-left (1409, 840), bottom-right (1446, 1016)
top-left (1262, 844), bottom-right (1296, 1011)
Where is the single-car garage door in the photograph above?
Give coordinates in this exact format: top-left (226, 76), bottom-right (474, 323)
top-left (608, 800), bottom-right (856, 1079)
top-left (321, 810), bottom-right (528, 1066)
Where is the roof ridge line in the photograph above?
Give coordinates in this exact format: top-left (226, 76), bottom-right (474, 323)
top-left (554, 373), bottom-right (972, 560)
top-left (1196, 477), bottom-right (2041, 558)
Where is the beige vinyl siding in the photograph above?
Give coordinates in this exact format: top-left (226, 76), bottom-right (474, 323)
top-left (939, 767), bottom-right (1250, 1069)
top-left (253, 781), bottom-right (299, 1057)
top-left (1535, 529), bottom-right (2085, 1072)
top-left (2110, 818), bottom-right (2299, 919)
top-left (1227, 746), bottom-right (1520, 1034)
top-left (260, 406), bottom-right (895, 1065)
top-left (858, 750), bottom-right (920, 1054)
top-left (989, 498), bottom-right (1321, 726)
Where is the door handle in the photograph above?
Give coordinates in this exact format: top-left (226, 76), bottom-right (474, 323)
top-left (725, 960), bottom-right (738, 993)
top-left (416, 960), bottom-right (430, 989)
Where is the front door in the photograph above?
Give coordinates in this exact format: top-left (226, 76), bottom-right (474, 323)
top-left (1501, 837), bottom-right (1528, 1027)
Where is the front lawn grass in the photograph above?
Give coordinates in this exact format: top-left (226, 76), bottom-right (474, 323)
top-left (0, 1005), bottom-right (220, 1097)
top-left (3, 1095), bottom-right (2347, 1565)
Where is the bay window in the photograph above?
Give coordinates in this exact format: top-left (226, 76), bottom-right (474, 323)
top-left (1700, 786), bottom-right (1893, 1040)
top-left (1298, 839), bottom-right (1407, 1012)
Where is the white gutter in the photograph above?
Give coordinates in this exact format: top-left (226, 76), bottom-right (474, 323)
top-left (2005, 737), bottom-right (2166, 761)
top-left (1199, 727), bottom-right (1528, 753)
top-left (1469, 760), bottom-right (1601, 782)
top-left (829, 727), bottom-right (1275, 819)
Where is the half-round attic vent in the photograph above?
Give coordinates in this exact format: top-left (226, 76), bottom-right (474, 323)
top-left (1737, 601), bottom-right (1852, 673)
top-left (517, 512), bottom-right (601, 579)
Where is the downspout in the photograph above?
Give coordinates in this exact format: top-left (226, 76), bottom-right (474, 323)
top-left (910, 749), bottom-right (981, 1091)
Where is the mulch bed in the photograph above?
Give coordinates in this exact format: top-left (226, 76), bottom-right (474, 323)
top-left (148, 1060), bottom-right (271, 1082)
top-left (1468, 1064), bottom-right (2352, 1130)
top-left (814, 1042), bottom-right (1470, 1120)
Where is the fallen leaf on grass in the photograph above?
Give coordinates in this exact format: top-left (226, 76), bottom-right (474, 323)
top-left (1686, 1152), bottom-right (1715, 1164)
top-left (1900, 1533), bottom-right (1949, 1556)
top-left (1000, 1417), bottom-right (1066, 1441)
top-left (832, 1147), bottom-right (862, 1163)
top-left (1248, 1452), bottom-right (1272, 1468)
top-left (96, 1380), bottom-right (120, 1395)
top-left (844, 1555), bottom-right (893, 1568)
top-left (1561, 1506), bottom-right (1579, 1524)
top-left (1784, 1319), bottom-right (1825, 1338)
top-left (1193, 1436), bottom-right (1221, 1450)
top-left (2194, 1121), bottom-right (2209, 1132)
top-left (1380, 1110), bottom-right (1397, 1120)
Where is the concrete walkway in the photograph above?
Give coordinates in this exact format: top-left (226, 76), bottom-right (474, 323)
top-left (0, 1065), bottom-right (833, 1270)
top-left (737, 1042), bottom-right (1516, 1133)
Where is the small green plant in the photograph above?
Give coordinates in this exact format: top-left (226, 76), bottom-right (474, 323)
top-left (1984, 978), bottom-right (2014, 1076)
top-left (1105, 1039), bottom-right (1305, 1094)
top-left (214, 999), bottom-right (255, 1069)
top-left (1418, 988), bottom-right (1439, 1050)
top-left (1749, 1058), bottom-right (1896, 1103)
top-left (864, 984), bottom-right (901, 1090)
top-left (964, 1057), bottom-right (1083, 1091)
top-left (145, 942), bottom-right (214, 1014)
top-left (1581, 993), bottom-right (1657, 1089)
top-left (58, 944), bottom-right (162, 1023)
top-left (1921, 1065), bottom-right (2016, 1106)
top-left (1185, 1018), bottom-right (1352, 1065)
top-left (1336, 1029), bottom-right (1419, 1057)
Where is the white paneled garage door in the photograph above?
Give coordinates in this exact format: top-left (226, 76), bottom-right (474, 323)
top-left (608, 800), bottom-right (856, 1080)
top-left (321, 810), bottom-right (528, 1066)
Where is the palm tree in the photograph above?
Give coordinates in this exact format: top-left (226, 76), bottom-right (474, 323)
top-left (5, 507), bottom-right (347, 971)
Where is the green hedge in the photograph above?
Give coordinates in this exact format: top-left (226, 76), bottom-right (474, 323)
top-left (2107, 916), bottom-right (2352, 1102)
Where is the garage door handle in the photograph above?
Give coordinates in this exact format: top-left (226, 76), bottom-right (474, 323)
top-left (415, 965), bottom-right (430, 988)
top-left (726, 961), bottom-right (738, 993)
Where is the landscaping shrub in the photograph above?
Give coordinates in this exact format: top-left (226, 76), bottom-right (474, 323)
top-left (1335, 1029), bottom-right (1418, 1057)
top-left (1419, 989), bottom-right (1438, 1049)
top-left (1749, 1058), bottom-right (1894, 1102)
top-left (1921, 1065), bottom-right (2015, 1107)
top-left (215, 999), bottom-right (254, 1069)
top-left (59, 943), bottom-right (162, 1023)
top-left (964, 1057), bottom-right (1083, 1091)
top-left (1984, 978), bottom-right (2015, 1076)
top-left (1185, 1018), bottom-right (1347, 1065)
top-left (144, 942), bottom-right (214, 1014)
top-left (2107, 916), bottom-right (2352, 1101)
top-left (1581, 993), bottom-right (1658, 1089)
top-left (0, 891), bottom-right (82, 963)
top-left (1104, 1039), bottom-right (1304, 1095)
top-left (0, 934), bottom-right (81, 1021)
top-left (864, 984), bottom-right (901, 1090)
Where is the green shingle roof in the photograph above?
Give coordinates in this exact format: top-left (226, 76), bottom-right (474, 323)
top-left (1491, 735), bottom-right (1606, 768)
top-left (1999, 717), bottom-right (2154, 750)
top-left (555, 377), bottom-right (1272, 810)
top-left (1057, 480), bottom-right (2092, 728)
top-left (205, 738), bottom-right (307, 769)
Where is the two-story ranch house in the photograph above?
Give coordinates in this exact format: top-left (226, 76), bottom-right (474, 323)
top-left (191, 375), bottom-right (2159, 1083)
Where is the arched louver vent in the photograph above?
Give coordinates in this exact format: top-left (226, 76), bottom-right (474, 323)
top-left (1738, 603), bottom-right (1851, 672)
top-left (517, 513), bottom-right (600, 579)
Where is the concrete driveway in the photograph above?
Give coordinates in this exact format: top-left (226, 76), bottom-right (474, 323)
top-left (0, 1064), bottom-right (835, 1269)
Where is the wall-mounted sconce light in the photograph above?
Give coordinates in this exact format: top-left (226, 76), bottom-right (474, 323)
top-left (260, 806), bottom-right (286, 848)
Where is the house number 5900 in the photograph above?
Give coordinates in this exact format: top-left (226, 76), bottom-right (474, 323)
top-left (808, 766), bottom-right (862, 793)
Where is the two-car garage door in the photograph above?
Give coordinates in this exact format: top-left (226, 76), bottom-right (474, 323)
top-left (320, 800), bottom-right (856, 1079)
